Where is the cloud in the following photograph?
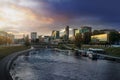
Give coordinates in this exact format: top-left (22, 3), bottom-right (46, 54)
top-left (0, 0), bottom-right (120, 38)
top-left (48, 0), bottom-right (120, 23)
top-left (0, 2), bottom-right (55, 36)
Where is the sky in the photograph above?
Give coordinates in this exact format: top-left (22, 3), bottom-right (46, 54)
top-left (0, 0), bottom-right (120, 38)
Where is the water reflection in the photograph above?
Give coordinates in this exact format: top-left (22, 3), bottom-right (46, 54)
top-left (10, 49), bottom-right (120, 80)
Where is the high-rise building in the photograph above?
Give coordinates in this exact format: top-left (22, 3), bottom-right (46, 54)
top-left (31, 32), bottom-right (37, 42)
top-left (74, 29), bottom-right (81, 36)
top-left (51, 30), bottom-right (60, 39)
top-left (81, 26), bottom-right (92, 44)
top-left (73, 26), bottom-right (92, 44)
top-left (73, 29), bottom-right (78, 37)
top-left (64, 26), bottom-right (69, 40)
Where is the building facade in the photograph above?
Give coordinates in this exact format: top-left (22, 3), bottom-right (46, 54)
top-left (81, 26), bottom-right (92, 44)
top-left (51, 30), bottom-right (60, 39)
top-left (64, 26), bottom-right (69, 40)
top-left (91, 33), bottom-right (109, 43)
top-left (73, 26), bottom-right (92, 44)
top-left (31, 32), bottom-right (37, 42)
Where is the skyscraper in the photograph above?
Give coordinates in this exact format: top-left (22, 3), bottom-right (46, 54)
top-left (81, 26), bottom-right (92, 44)
top-left (73, 26), bottom-right (92, 44)
top-left (64, 26), bottom-right (69, 40)
top-left (51, 30), bottom-right (60, 39)
top-left (73, 29), bottom-right (79, 37)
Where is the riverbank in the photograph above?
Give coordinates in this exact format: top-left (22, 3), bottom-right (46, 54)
top-left (0, 47), bottom-right (32, 80)
top-left (65, 44), bottom-right (120, 57)
top-left (0, 46), bottom-right (30, 60)
top-left (81, 45), bottom-right (120, 57)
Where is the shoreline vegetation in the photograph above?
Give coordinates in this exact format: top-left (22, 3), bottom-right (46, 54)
top-left (82, 45), bottom-right (120, 57)
top-left (0, 46), bottom-right (30, 60)
top-left (58, 44), bottom-right (120, 57)
top-left (0, 44), bottom-right (119, 61)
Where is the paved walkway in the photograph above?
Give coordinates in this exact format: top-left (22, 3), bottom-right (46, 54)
top-left (0, 49), bottom-right (31, 80)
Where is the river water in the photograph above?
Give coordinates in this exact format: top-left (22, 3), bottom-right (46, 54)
top-left (10, 49), bottom-right (120, 80)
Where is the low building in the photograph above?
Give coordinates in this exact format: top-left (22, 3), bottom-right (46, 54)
top-left (38, 35), bottom-right (44, 43)
top-left (43, 36), bottom-right (50, 43)
top-left (91, 33), bottom-right (109, 43)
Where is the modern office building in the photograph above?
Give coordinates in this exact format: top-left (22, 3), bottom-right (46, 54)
top-left (81, 26), bottom-right (92, 44)
top-left (51, 30), bottom-right (60, 39)
top-left (91, 30), bottom-right (120, 44)
top-left (44, 36), bottom-right (50, 43)
top-left (80, 26), bottom-right (92, 33)
top-left (38, 35), bottom-right (44, 42)
top-left (73, 29), bottom-right (78, 37)
top-left (73, 26), bottom-right (92, 44)
top-left (74, 26), bottom-right (92, 36)
top-left (31, 32), bottom-right (37, 42)
top-left (91, 33), bottom-right (109, 43)
top-left (74, 29), bottom-right (80, 36)
top-left (64, 26), bottom-right (69, 40)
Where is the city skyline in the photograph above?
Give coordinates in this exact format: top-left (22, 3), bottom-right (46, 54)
top-left (0, 0), bottom-right (120, 38)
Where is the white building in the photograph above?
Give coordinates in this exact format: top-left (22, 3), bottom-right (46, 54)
top-left (43, 36), bottom-right (50, 43)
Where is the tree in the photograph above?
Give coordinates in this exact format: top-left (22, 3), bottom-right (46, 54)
top-left (83, 32), bottom-right (91, 44)
top-left (24, 35), bottom-right (30, 46)
top-left (92, 30), bottom-right (104, 35)
top-left (74, 33), bottom-right (83, 49)
top-left (109, 31), bottom-right (120, 44)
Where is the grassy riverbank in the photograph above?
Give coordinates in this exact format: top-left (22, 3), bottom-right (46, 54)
top-left (0, 46), bottom-right (30, 60)
top-left (105, 47), bottom-right (120, 57)
top-left (82, 45), bottom-right (120, 57)
top-left (66, 44), bottom-right (120, 57)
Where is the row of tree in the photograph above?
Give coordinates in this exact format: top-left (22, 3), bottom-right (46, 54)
top-left (0, 36), bottom-right (13, 45)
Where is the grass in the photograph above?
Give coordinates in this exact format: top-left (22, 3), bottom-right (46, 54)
top-left (65, 44), bottom-right (120, 57)
top-left (105, 47), bottom-right (120, 57)
top-left (0, 46), bottom-right (30, 60)
top-left (81, 45), bottom-right (120, 57)
top-left (58, 44), bottom-right (68, 50)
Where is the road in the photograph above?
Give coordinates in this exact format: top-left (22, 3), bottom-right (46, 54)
top-left (10, 49), bottom-right (120, 80)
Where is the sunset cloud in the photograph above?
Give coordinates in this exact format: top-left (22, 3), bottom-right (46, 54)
top-left (0, 0), bottom-right (120, 38)
top-left (0, 1), bottom-right (55, 37)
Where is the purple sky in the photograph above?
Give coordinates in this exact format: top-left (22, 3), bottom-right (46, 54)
top-left (0, 0), bottom-right (120, 38)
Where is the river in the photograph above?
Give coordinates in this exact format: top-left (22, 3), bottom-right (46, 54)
top-left (10, 49), bottom-right (120, 80)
